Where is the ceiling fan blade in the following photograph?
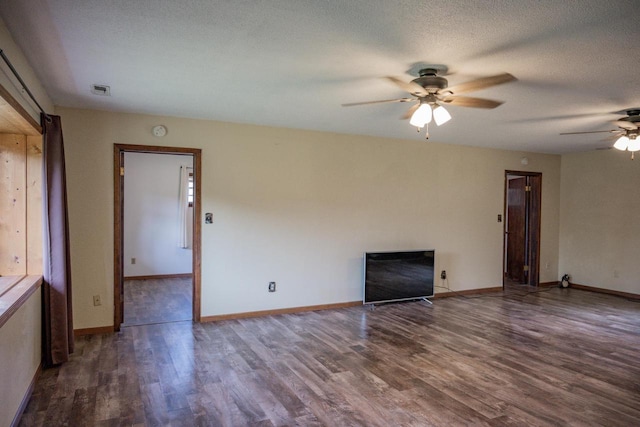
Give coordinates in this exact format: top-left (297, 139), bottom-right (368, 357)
top-left (444, 73), bottom-right (517, 95)
top-left (342, 97), bottom-right (414, 107)
top-left (385, 76), bottom-right (428, 97)
top-left (441, 96), bottom-right (503, 109)
top-left (614, 120), bottom-right (638, 130)
top-left (602, 134), bottom-right (624, 141)
top-left (618, 114), bottom-right (640, 122)
top-left (400, 103), bottom-right (420, 120)
top-left (559, 130), bottom-right (617, 135)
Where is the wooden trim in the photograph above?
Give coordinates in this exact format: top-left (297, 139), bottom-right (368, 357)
top-left (0, 276), bottom-right (23, 298)
top-left (73, 326), bottom-right (114, 337)
top-left (113, 146), bottom-right (124, 331)
top-left (0, 83), bottom-right (42, 136)
top-left (0, 275), bottom-right (42, 329)
top-left (26, 135), bottom-right (43, 275)
top-left (113, 143), bottom-right (199, 154)
top-left (502, 174), bottom-right (508, 287)
top-left (201, 301), bottom-right (362, 322)
top-left (528, 174), bottom-right (542, 286)
top-left (114, 144), bottom-right (202, 330)
top-left (433, 286), bottom-right (503, 299)
top-left (10, 363), bottom-right (41, 427)
top-left (539, 281), bottom-right (560, 288)
top-left (192, 149), bottom-right (202, 322)
top-left (504, 170), bottom-right (543, 177)
top-left (124, 273), bottom-right (193, 281)
top-left (568, 283), bottom-right (640, 300)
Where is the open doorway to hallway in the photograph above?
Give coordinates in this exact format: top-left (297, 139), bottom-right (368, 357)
top-left (114, 144), bottom-right (202, 331)
top-left (122, 151), bottom-right (193, 326)
top-left (504, 171), bottom-right (542, 288)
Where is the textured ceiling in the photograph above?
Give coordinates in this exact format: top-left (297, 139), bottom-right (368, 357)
top-left (1, 0), bottom-right (639, 153)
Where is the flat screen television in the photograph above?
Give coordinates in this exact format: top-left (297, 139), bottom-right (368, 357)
top-left (363, 250), bottom-right (435, 304)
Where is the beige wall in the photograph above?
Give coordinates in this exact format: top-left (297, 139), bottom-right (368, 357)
top-left (559, 149), bottom-right (640, 294)
top-left (0, 290), bottom-right (41, 427)
top-left (58, 107), bottom-right (561, 329)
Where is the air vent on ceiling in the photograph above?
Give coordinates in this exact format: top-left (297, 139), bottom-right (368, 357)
top-left (90, 84), bottom-right (111, 96)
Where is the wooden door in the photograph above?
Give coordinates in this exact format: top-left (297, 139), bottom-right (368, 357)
top-left (506, 177), bottom-right (527, 283)
top-left (527, 174), bottom-right (542, 286)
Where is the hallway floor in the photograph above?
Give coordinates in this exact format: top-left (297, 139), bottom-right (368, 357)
top-left (123, 277), bottom-right (192, 326)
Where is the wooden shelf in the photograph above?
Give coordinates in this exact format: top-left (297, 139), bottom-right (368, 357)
top-left (0, 275), bottom-right (42, 328)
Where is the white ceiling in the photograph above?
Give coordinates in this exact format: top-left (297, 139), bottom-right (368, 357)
top-left (2, 0), bottom-right (639, 154)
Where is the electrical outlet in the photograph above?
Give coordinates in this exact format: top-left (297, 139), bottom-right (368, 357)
top-left (131, 257), bottom-right (136, 265)
top-left (441, 270), bottom-right (447, 280)
top-left (93, 295), bottom-right (101, 306)
top-left (268, 282), bottom-right (276, 292)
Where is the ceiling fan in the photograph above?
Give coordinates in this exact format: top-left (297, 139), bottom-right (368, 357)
top-left (342, 67), bottom-right (517, 139)
top-left (560, 109), bottom-right (640, 159)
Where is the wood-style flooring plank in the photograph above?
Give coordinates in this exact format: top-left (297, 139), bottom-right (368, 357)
top-left (18, 287), bottom-right (640, 426)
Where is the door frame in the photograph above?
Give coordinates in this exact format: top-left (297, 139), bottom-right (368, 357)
top-left (113, 144), bottom-right (202, 331)
top-left (503, 170), bottom-right (542, 287)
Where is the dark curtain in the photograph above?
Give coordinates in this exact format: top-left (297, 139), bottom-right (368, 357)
top-left (42, 113), bottom-right (74, 366)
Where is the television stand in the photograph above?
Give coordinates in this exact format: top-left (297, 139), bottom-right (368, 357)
top-left (366, 297), bottom-right (433, 311)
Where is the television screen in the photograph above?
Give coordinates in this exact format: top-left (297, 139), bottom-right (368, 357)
top-left (363, 250), bottom-right (435, 304)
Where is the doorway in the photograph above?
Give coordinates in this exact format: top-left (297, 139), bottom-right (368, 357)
top-left (114, 144), bottom-right (202, 331)
top-left (503, 171), bottom-right (541, 287)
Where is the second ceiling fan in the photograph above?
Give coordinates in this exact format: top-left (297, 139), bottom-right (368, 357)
top-left (560, 109), bottom-right (640, 159)
top-left (343, 67), bottom-right (517, 138)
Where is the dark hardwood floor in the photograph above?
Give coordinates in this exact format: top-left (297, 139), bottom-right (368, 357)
top-left (19, 287), bottom-right (640, 426)
top-left (123, 277), bottom-right (192, 326)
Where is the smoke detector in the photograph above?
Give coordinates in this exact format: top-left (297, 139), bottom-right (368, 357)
top-left (90, 84), bottom-right (111, 96)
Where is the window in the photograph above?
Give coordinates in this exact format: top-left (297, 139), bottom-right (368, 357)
top-left (188, 172), bottom-right (194, 207)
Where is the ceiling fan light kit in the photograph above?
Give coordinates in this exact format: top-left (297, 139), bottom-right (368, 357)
top-left (433, 105), bottom-right (451, 126)
top-left (626, 136), bottom-right (640, 152)
top-left (613, 136), bottom-right (630, 151)
top-left (409, 103), bottom-right (432, 128)
top-left (343, 67), bottom-right (516, 139)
